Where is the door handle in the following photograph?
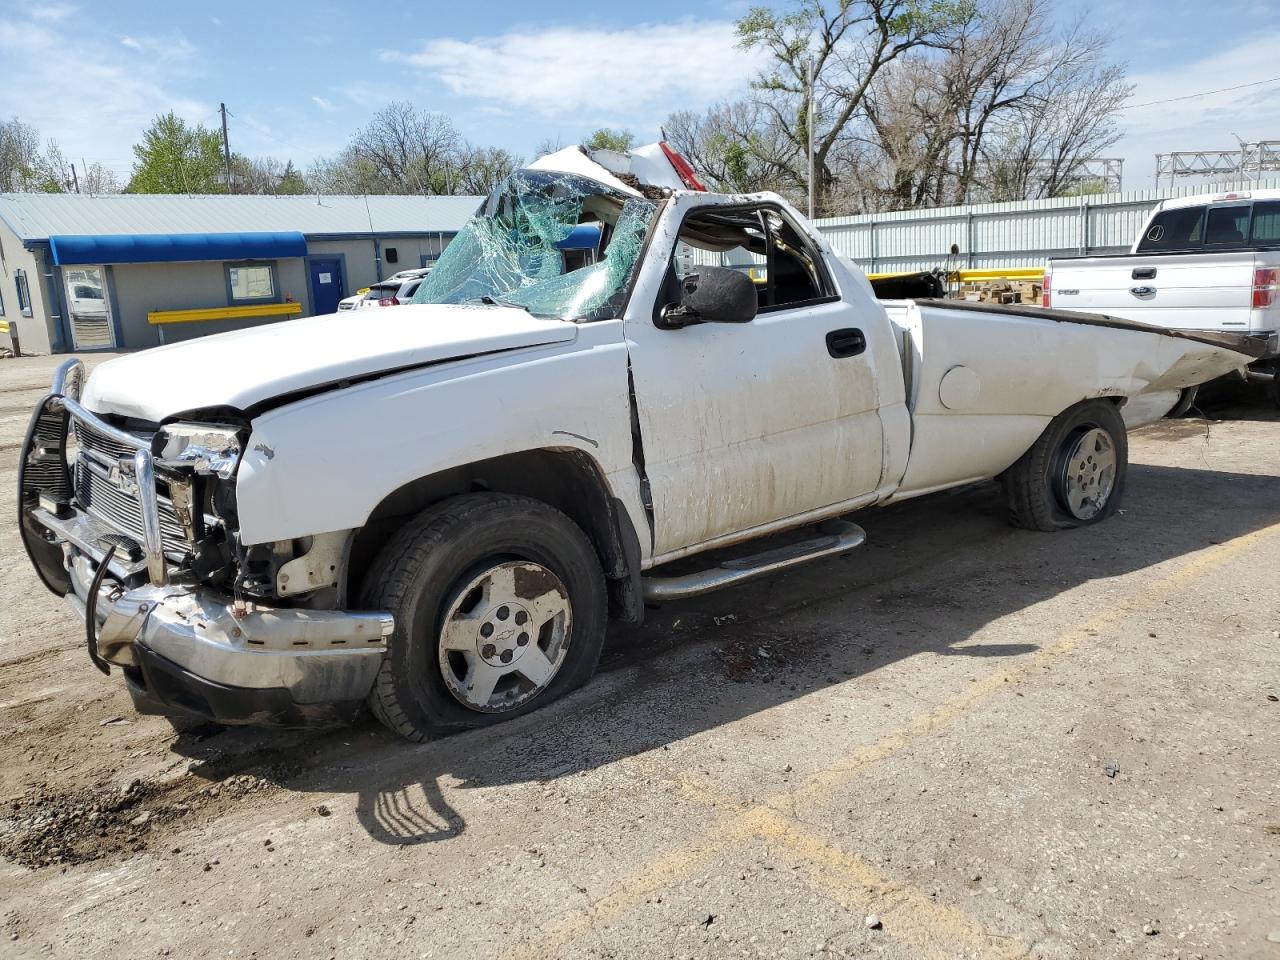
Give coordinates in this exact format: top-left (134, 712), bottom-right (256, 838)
top-left (826, 328), bottom-right (866, 358)
top-left (1131, 267), bottom-right (1156, 280)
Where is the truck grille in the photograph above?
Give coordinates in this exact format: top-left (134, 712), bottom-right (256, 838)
top-left (74, 461), bottom-right (190, 556)
top-left (72, 417), bottom-right (149, 461)
top-left (71, 418), bottom-right (190, 557)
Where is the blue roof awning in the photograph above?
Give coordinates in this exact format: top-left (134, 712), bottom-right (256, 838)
top-left (49, 231), bottom-right (307, 266)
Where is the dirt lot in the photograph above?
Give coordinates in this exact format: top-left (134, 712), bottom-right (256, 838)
top-left (1, 353), bottom-right (1277, 960)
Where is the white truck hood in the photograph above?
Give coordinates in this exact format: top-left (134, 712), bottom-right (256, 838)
top-left (81, 304), bottom-right (577, 422)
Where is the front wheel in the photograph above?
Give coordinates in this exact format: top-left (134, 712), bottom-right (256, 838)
top-left (361, 494), bottom-right (607, 741)
top-left (1003, 399), bottom-right (1128, 532)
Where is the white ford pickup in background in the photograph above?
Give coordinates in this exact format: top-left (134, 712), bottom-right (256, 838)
top-left (1046, 189), bottom-right (1280, 407)
top-left (18, 143), bottom-right (1261, 740)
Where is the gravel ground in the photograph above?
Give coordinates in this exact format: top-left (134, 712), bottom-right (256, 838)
top-left (1, 353), bottom-right (1277, 959)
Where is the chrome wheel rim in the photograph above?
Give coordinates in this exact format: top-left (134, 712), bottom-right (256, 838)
top-left (1058, 426), bottom-right (1117, 520)
top-left (437, 560), bottom-right (572, 713)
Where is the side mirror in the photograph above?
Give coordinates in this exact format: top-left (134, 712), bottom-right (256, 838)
top-left (661, 267), bottom-right (757, 329)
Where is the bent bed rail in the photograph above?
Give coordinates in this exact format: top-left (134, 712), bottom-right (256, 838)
top-left (912, 298), bottom-right (1271, 359)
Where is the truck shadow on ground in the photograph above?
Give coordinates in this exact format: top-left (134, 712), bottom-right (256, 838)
top-left (167, 460), bottom-right (1280, 848)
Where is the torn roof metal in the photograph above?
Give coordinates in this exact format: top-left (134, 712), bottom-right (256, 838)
top-left (527, 141), bottom-right (705, 198)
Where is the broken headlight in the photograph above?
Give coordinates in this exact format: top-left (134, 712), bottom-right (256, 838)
top-left (154, 423), bottom-right (242, 479)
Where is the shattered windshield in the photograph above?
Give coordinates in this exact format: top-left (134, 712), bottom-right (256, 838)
top-left (411, 170), bottom-right (658, 322)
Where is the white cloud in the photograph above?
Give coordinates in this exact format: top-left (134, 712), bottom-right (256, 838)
top-left (382, 20), bottom-right (766, 125)
top-left (1115, 33), bottom-right (1280, 188)
top-left (311, 95), bottom-right (334, 111)
top-left (0, 12), bottom-right (208, 178)
top-left (29, 2), bottom-right (75, 22)
top-left (113, 30), bottom-right (198, 63)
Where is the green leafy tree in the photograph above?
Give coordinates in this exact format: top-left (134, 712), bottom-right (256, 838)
top-left (127, 112), bottom-right (225, 193)
top-left (585, 128), bottom-right (635, 152)
top-left (277, 160), bottom-right (307, 194)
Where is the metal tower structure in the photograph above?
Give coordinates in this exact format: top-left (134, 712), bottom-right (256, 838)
top-left (1155, 141), bottom-right (1280, 189)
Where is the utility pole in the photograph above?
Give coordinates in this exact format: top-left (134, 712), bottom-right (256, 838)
top-left (70, 163), bottom-right (80, 194)
top-left (806, 57), bottom-right (816, 221)
top-left (219, 102), bottom-right (233, 193)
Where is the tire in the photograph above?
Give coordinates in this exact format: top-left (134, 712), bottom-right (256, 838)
top-left (360, 493), bottom-right (607, 741)
top-left (1002, 399), bottom-right (1128, 532)
top-left (1168, 385), bottom-right (1198, 418)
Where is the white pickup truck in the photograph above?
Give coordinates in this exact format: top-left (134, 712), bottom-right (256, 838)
top-left (18, 144), bottom-right (1260, 740)
top-left (1046, 189), bottom-right (1280, 405)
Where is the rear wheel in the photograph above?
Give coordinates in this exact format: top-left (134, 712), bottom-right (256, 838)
top-left (361, 493), bottom-right (607, 741)
top-left (1003, 399), bottom-right (1127, 532)
top-left (1267, 372), bottom-right (1280, 409)
top-left (1168, 385), bottom-right (1198, 418)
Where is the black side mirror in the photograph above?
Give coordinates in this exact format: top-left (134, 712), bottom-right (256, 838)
top-left (660, 267), bottom-right (757, 329)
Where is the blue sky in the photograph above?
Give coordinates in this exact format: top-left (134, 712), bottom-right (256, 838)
top-left (2, 0), bottom-right (1279, 192)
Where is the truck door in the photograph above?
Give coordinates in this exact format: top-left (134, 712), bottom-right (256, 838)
top-left (623, 196), bottom-right (886, 560)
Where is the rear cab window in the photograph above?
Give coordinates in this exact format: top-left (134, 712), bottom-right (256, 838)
top-left (1250, 201), bottom-right (1280, 245)
top-left (1136, 206), bottom-right (1205, 252)
top-left (1204, 205), bottom-right (1250, 245)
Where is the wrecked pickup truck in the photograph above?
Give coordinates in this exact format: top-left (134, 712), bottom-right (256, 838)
top-left (18, 143), bottom-right (1262, 740)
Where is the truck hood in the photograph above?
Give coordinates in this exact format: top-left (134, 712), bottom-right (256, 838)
top-left (81, 304), bottom-right (578, 422)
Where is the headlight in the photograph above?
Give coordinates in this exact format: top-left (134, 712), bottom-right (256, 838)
top-left (154, 423), bottom-right (242, 479)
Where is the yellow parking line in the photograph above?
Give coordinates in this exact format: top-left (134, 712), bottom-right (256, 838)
top-left (503, 524), bottom-right (1280, 960)
top-left (779, 524), bottom-right (1279, 810)
top-left (751, 808), bottom-right (1029, 959)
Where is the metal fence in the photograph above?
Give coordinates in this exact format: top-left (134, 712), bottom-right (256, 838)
top-left (812, 179), bottom-right (1280, 275)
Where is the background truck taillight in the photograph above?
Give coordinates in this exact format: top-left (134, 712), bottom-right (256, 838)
top-left (1042, 271), bottom-right (1051, 309)
top-left (1252, 268), bottom-right (1276, 308)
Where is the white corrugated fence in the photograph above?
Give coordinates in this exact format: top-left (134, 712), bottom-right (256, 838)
top-left (811, 179), bottom-right (1280, 274)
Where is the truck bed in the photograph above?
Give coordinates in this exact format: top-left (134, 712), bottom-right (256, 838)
top-left (876, 297), bottom-right (1259, 501)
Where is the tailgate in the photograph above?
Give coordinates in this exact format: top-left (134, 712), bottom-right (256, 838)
top-left (1051, 253), bottom-right (1260, 333)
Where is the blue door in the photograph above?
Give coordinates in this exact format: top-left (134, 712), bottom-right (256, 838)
top-left (308, 258), bottom-right (345, 315)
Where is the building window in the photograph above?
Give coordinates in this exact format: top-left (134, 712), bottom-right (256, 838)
top-left (226, 263), bottom-right (277, 303)
top-left (15, 269), bottom-right (32, 317)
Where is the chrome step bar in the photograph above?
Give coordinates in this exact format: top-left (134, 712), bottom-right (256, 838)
top-left (641, 519), bottom-right (867, 601)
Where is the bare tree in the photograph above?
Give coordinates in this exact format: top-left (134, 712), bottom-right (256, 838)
top-left (829, 0), bottom-right (1131, 210)
top-left (533, 137), bottom-right (565, 160)
top-left (453, 144), bottom-right (522, 195)
top-left (310, 102), bottom-right (464, 194)
top-left (0, 117), bottom-right (76, 192)
top-left (79, 162), bottom-right (121, 195)
top-left (310, 103), bottom-right (521, 195)
top-left (665, 101), bottom-right (802, 197)
top-left (737, 0), bottom-right (976, 214)
top-left (981, 57), bottom-right (1130, 200)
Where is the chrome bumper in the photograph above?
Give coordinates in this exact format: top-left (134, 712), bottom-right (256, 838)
top-left (22, 359), bottom-right (395, 726)
top-left (65, 550), bottom-right (391, 692)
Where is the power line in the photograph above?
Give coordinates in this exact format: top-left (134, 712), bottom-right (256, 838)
top-left (1122, 75), bottom-right (1280, 110)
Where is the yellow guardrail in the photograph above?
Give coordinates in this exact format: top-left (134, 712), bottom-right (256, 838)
top-left (865, 267), bottom-right (1045, 282)
top-left (147, 302), bottom-right (303, 325)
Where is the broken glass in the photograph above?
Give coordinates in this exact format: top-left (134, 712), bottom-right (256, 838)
top-left (411, 170), bottom-right (658, 322)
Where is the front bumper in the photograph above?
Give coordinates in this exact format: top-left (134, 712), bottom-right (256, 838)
top-left (19, 358), bottom-right (394, 729)
top-left (81, 577), bottom-right (392, 728)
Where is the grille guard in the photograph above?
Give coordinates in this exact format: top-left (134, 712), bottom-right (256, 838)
top-left (21, 359), bottom-right (169, 588)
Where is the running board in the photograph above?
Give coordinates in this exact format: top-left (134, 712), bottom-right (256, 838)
top-left (640, 519), bottom-right (867, 601)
